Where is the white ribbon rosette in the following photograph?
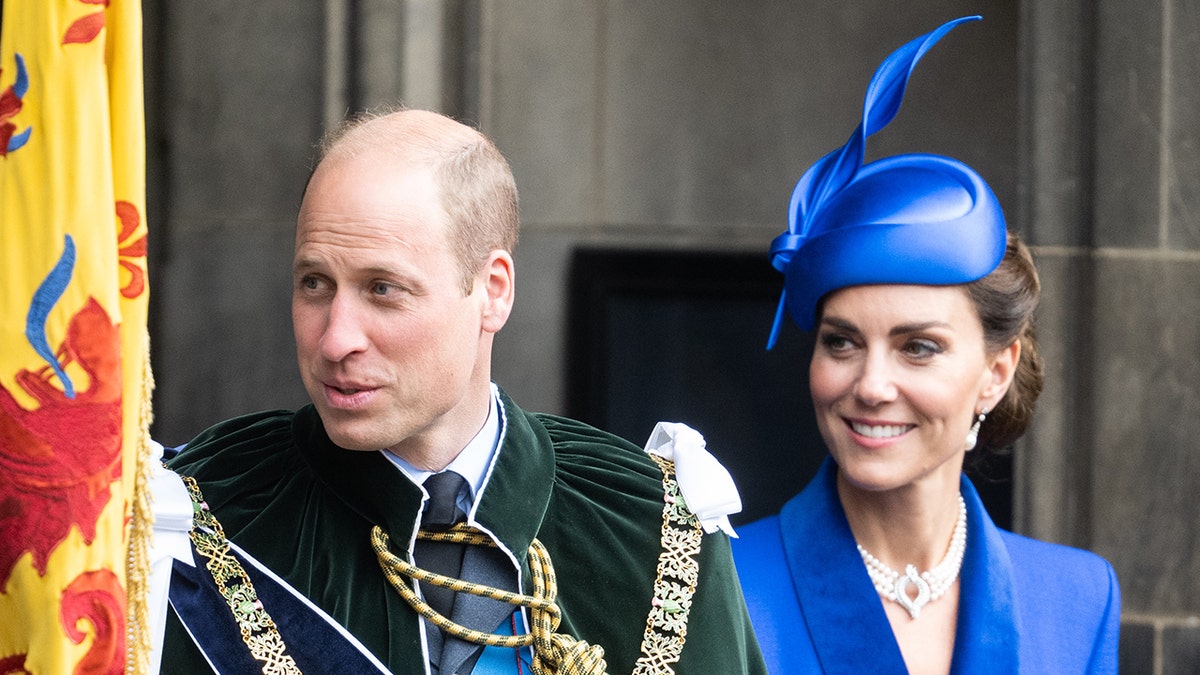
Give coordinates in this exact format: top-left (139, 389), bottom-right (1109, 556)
top-left (642, 422), bottom-right (742, 538)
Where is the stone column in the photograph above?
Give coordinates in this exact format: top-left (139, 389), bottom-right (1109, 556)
top-left (1019, 0), bottom-right (1200, 670)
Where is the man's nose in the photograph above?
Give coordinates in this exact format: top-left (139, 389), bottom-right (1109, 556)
top-left (319, 295), bottom-right (369, 361)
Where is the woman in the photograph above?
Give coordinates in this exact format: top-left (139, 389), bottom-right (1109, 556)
top-left (732, 17), bottom-right (1120, 674)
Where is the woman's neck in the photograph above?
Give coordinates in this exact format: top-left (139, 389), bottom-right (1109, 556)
top-left (836, 470), bottom-right (964, 571)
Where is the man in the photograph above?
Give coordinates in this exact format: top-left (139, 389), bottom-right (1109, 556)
top-left (160, 109), bottom-right (765, 674)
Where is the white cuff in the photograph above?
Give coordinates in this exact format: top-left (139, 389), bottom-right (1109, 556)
top-left (643, 422), bottom-right (742, 537)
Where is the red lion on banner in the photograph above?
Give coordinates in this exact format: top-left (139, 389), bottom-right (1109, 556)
top-left (0, 296), bottom-right (123, 591)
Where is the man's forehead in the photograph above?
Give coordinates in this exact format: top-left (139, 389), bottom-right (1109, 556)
top-left (295, 214), bottom-right (445, 254)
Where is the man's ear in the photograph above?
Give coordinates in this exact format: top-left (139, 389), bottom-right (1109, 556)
top-left (980, 339), bottom-right (1020, 409)
top-left (480, 250), bottom-right (515, 334)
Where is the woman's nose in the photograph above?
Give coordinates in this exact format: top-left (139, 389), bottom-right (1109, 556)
top-left (852, 353), bottom-right (898, 406)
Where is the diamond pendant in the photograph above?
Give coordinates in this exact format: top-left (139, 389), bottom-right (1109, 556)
top-left (893, 565), bottom-right (931, 619)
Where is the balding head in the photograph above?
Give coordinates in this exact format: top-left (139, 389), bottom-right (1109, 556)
top-left (312, 109), bottom-right (519, 294)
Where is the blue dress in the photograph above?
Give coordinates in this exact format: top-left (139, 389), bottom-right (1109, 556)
top-left (733, 459), bottom-right (1119, 674)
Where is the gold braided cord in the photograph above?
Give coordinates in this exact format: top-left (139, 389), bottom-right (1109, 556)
top-left (181, 475), bottom-right (302, 675)
top-left (632, 456), bottom-right (704, 675)
top-left (125, 335), bottom-right (155, 675)
top-left (371, 524), bottom-right (609, 675)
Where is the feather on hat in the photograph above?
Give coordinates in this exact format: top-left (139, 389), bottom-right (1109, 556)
top-left (767, 15), bottom-right (1006, 345)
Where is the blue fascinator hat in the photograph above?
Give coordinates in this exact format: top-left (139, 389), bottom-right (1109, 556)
top-left (767, 15), bottom-right (1007, 347)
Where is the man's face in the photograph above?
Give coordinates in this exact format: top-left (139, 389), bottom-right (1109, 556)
top-left (292, 152), bottom-right (493, 463)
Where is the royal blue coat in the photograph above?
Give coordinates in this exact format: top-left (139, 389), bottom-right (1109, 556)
top-left (733, 459), bottom-right (1120, 674)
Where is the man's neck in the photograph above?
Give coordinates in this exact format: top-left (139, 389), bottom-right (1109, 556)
top-left (383, 384), bottom-right (502, 508)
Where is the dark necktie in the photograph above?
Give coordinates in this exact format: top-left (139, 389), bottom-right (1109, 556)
top-left (415, 471), bottom-right (469, 620)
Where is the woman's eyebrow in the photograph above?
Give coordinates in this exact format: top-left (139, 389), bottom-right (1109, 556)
top-left (889, 320), bottom-right (951, 336)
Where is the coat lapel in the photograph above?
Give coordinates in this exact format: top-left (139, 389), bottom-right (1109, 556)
top-left (470, 392), bottom-right (556, 561)
top-left (779, 459), bottom-right (908, 674)
top-left (949, 474), bottom-right (1020, 672)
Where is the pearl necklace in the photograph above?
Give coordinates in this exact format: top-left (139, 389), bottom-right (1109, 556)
top-left (856, 494), bottom-right (967, 620)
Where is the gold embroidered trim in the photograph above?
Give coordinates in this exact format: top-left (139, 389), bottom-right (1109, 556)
top-left (181, 475), bottom-right (302, 675)
top-left (633, 455), bottom-right (704, 675)
top-left (371, 525), bottom-right (608, 675)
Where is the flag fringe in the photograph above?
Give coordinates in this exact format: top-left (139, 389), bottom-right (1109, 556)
top-left (125, 330), bottom-right (155, 675)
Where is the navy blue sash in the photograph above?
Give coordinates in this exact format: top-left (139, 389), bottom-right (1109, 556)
top-left (169, 539), bottom-right (391, 674)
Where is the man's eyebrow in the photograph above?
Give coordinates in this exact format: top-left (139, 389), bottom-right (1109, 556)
top-left (293, 257), bottom-right (320, 271)
top-left (292, 258), bottom-right (418, 285)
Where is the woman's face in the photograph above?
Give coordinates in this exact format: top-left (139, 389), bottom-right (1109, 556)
top-left (809, 284), bottom-right (1016, 495)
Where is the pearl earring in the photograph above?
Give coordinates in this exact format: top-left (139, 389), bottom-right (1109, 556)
top-left (965, 408), bottom-right (988, 451)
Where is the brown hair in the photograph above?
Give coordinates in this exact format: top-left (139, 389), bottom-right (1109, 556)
top-left (313, 107), bottom-right (519, 295)
top-left (965, 231), bottom-right (1044, 451)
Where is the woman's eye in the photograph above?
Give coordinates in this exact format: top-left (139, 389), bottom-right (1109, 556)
top-left (903, 339), bottom-right (943, 358)
top-left (819, 333), bottom-right (855, 353)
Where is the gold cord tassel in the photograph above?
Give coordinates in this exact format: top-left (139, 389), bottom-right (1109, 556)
top-left (371, 525), bottom-right (609, 675)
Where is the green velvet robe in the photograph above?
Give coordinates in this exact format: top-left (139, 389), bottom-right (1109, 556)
top-left (162, 392), bottom-right (766, 674)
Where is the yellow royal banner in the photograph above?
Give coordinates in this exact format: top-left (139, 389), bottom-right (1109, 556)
top-left (0, 1), bottom-right (153, 673)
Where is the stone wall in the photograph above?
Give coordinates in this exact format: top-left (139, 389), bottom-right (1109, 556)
top-left (1018, 1), bottom-right (1200, 670)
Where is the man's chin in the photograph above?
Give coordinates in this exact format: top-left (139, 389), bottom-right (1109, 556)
top-left (307, 398), bottom-right (368, 445)
top-left (317, 416), bottom-right (388, 452)
top-left (332, 442), bottom-right (381, 452)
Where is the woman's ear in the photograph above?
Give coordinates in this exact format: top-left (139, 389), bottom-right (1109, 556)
top-left (980, 340), bottom-right (1020, 409)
